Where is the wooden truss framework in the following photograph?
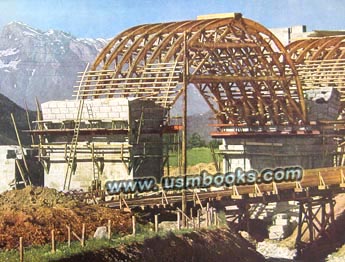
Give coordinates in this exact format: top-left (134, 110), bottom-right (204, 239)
top-left (287, 36), bottom-right (345, 103)
top-left (75, 15), bottom-right (306, 126)
top-left (295, 196), bottom-right (335, 257)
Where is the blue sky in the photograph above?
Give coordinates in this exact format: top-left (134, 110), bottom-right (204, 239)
top-left (0, 0), bottom-right (344, 38)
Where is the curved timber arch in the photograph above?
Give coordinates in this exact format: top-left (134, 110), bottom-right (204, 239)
top-left (77, 14), bottom-right (306, 126)
top-left (287, 36), bottom-right (345, 106)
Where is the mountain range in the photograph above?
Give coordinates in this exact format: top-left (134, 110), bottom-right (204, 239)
top-left (0, 21), bottom-right (107, 109)
top-left (0, 21), bottom-right (215, 144)
top-left (0, 93), bottom-right (35, 145)
top-left (0, 21), bottom-right (210, 114)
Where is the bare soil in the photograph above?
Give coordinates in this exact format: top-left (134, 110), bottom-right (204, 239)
top-left (166, 162), bottom-right (217, 176)
top-left (58, 228), bottom-right (266, 262)
top-left (0, 186), bottom-right (131, 250)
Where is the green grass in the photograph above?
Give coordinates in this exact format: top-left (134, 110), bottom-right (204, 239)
top-left (0, 218), bottom-right (228, 262)
top-left (169, 147), bottom-right (220, 166)
top-left (0, 226), bottom-right (199, 262)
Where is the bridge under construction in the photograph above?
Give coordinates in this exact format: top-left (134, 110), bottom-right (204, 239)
top-left (17, 13), bottom-right (345, 257)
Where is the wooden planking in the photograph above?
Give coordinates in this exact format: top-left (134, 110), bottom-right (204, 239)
top-left (105, 166), bottom-right (345, 210)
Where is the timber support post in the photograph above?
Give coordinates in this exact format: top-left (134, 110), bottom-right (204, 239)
top-left (295, 195), bottom-right (335, 258)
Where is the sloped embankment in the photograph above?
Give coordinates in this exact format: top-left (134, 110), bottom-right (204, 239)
top-left (0, 186), bottom-right (131, 250)
top-left (58, 228), bottom-right (266, 262)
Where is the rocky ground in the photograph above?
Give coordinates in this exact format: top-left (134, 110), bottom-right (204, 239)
top-left (0, 186), bottom-right (131, 250)
top-left (254, 194), bottom-right (345, 261)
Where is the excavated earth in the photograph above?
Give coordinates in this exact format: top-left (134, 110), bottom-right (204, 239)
top-left (0, 186), bottom-right (267, 261)
top-left (58, 228), bottom-right (266, 262)
top-left (0, 186), bottom-right (131, 250)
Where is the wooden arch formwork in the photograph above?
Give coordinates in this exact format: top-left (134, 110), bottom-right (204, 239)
top-left (287, 36), bottom-right (345, 108)
top-left (75, 14), bottom-right (307, 127)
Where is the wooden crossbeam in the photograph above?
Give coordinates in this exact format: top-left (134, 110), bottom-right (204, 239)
top-left (294, 181), bottom-right (303, 193)
top-left (318, 171), bottom-right (328, 190)
top-left (231, 185), bottom-right (242, 199)
top-left (249, 183), bottom-right (263, 198)
top-left (189, 42), bottom-right (257, 50)
top-left (190, 74), bottom-right (285, 83)
top-left (272, 182), bottom-right (279, 195)
top-left (340, 169), bottom-right (345, 188)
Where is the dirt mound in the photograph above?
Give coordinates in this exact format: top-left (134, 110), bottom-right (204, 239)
top-left (58, 228), bottom-right (266, 262)
top-left (167, 162), bottom-right (218, 176)
top-left (0, 186), bottom-right (78, 210)
top-left (0, 187), bottom-right (131, 250)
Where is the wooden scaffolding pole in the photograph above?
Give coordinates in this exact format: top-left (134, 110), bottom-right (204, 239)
top-left (11, 113), bottom-right (32, 186)
top-left (181, 32), bottom-right (188, 227)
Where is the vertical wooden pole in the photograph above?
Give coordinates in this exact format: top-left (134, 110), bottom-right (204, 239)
top-left (51, 229), bottom-right (56, 253)
top-left (24, 101), bottom-right (35, 145)
top-left (197, 210), bottom-right (201, 228)
top-left (190, 208), bottom-right (193, 219)
top-left (11, 113), bottom-right (31, 185)
top-left (19, 237), bottom-right (24, 262)
top-left (206, 210), bottom-right (210, 227)
top-left (177, 212), bottom-right (181, 230)
top-left (193, 192), bottom-right (196, 207)
top-left (132, 216), bottom-right (136, 236)
top-left (107, 220), bottom-right (111, 240)
top-left (296, 201), bottom-right (303, 256)
top-left (154, 215), bottom-right (159, 233)
top-left (181, 31), bottom-right (188, 228)
top-left (81, 223), bottom-right (85, 247)
top-left (307, 202), bottom-right (314, 242)
top-left (66, 225), bottom-right (71, 248)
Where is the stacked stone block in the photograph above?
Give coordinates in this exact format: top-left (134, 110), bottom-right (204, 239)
top-left (40, 97), bottom-right (166, 191)
top-left (41, 98), bottom-right (130, 122)
top-left (305, 87), bottom-right (341, 121)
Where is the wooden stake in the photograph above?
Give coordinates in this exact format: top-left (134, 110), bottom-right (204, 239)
top-left (51, 229), bottom-right (56, 253)
top-left (132, 216), bottom-right (136, 236)
top-left (206, 211), bottom-right (210, 227)
top-left (19, 237), bottom-right (24, 262)
top-left (66, 225), bottom-right (71, 247)
top-left (107, 220), bottom-right (111, 240)
top-left (81, 223), bottom-right (85, 247)
top-left (197, 210), bottom-right (201, 228)
top-left (177, 212), bottom-right (181, 230)
top-left (154, 215), bottom-right (159, 233)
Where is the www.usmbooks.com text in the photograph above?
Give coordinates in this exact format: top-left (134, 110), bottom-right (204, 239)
top-left (105, 166), bottom-right (303, 194)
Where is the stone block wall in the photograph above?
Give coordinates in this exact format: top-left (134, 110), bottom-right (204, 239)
top-left (41, 98), bottom-right (130, 122)
top-left (45, 154), bottom-right (129, 191)
top-left (39, 98), bottom-right (166, 191)
top-left (0, 145), bottom-right (17, 193)
top-left (221, 136), bottom-right (336, 173)
top-left (305, 87), bottom-right (341, 121)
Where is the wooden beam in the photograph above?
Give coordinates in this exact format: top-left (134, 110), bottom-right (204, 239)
top-left (197, 13), bottom-right (242, 20)
top-left (189, 42), bottom-right (257, 50)
top-left (189, 75), bottom-right (285, 83)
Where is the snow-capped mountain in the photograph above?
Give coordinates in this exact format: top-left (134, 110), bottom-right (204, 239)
top-left (0, 22), bottom-right (108, 109)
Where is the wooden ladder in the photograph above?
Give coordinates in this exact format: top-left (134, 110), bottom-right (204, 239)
top-left (63, 98), bottom-right (85, 190)
top-left (86, 103), bottom-right (94, 119)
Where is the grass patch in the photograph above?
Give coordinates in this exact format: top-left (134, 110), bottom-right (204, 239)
top-left (0, 225), bottom-right (201, 262)
top-left (169, 147), bottom-right (219, 166)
